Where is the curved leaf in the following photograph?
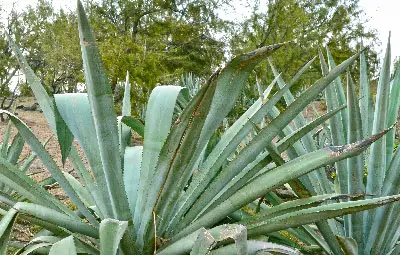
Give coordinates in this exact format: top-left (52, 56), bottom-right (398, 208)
top-left (54, 93), bottom-right (110, 218)
top-left (123, 146), bottom-right (143, 218)
top-left (77, 0), bottom-right (129, 220)
top-left (171, 127), bottom-right (389, 241)
top-left (0, 208), bottom-right (18, 254)
top-left (100, 219), bottom-right (128, 255)
top-left (49, 236), bottom-right (77, 255)
top-left (1, 111), bottom-right (98, 225)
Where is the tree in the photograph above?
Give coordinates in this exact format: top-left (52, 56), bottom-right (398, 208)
top-left (229, 0), bottom-right (379, 99)
top-left (9, 0), bottom-right (83, 95)
top-left (0, 4), bottom-right (22, 120)
top-left (86, 0), bottom-right (229, 114)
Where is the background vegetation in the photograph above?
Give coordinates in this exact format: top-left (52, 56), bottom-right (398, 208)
top-left (0, 0), bottom-right (379, 116)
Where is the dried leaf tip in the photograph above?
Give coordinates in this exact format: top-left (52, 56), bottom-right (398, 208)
top-left (329, 125), bottom-right (394, 156)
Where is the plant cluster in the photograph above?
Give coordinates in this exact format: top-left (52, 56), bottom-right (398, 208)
top-left (0, 1), bottom-right (399, 255)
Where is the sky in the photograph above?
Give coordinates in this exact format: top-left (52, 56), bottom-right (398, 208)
top-left (1, 0), bottom-right (399, 62)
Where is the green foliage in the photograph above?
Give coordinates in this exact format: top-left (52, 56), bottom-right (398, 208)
top-left (228, 0), bottom-right (379, 118)
top-left (0, 2), bottom-right (399, 255)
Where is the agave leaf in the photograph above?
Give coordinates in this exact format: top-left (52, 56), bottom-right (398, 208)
top-left (53, 100), bottom-right (73, 166)
top-left (49, 236), bottom-right (77, 255)
top-left (0, 190), bottom-right (15, 206)
top-left (154, 43), bottom-right (289, 244)
top-left (279, 105), bottom-right (345, 152)
top-left (245, 195), bottom-right (400, 238)
top-left (387, 245), bottom-right (400, 255)
top-left (20, 136), bottom-right (52, 173)
top-left (269, 57), bottom-right (333, 195)
top-left (263, 77), bottom-right (276, 100)
top-left (359, 41), bottom-right (373, 139)
top-left (255, 76), bottom-right (267, 128)
top-left (302, 225), bottom-right (331, 254)
top-left (264, 106), bottom-right (316, 195)
top-left (267, 57), bottom-right (313, 135)
top-left (365, 34), bottom-right (391, 239)
top-left (54, 93), bottom-right (111, 218)
top-left (179, 52), bottom-right (360, 231)
top-left (367, 144), bottom-right (400, 253)
top-left (386, 64), bottom-right (400, 167)
top-left (0, 208), bottom-right (18, 254)
top-left (239, 194), bottom-right (350, 226)
top-left (386, 215), bottom-right (400, 252)
top-left (133, 85), bottom-right (184, 241)
top-left (0, 121), bottom-right (12, 159)
top-left (0, 157), bottom-right (73, 215)
top-left (346, 70), bottom-right (364, 252)
top-left (209, 241), bottom-right (300, 255)
top-left (319, 49), bottom-right (347, 195)
top-left (120, 116), bottom-right (144, 137)
top-left (120, 72), bottom-right (132, 161)
top-left (266, 230), bottom-right (312, 252)
top-left (172, 127), bottom-right (389, 241)
top-left (19, 236), bottom-right (89, 255)
top-left (19, 243), bottom-right (52, 255)
top-left (13, 202), bottom-right (98, 238)
top-left (213, 224), bottom-right (247, 255)
top-left (100, 219), bottom-right (128, 255)
top-left (7, 31), bottom-right (97, 219)
top-left (63, 172), bottom-right (95, 210)
top-left (122, 71), bottom-right (131, 117)
top-left (319, 49), bottom-right (349, 238)
top-left (1, 111), bottom-right (98, 225)
top-left (159, 224), bottom-right (247, 255)
top-left (190, 225), bottom-right (247, 255)
top-left (6, 133), bottom-right (24, 165)
top-left (269, 56), bottom-right (332, 192)
top-left (187, 106), bottom-right (345, 227)
top-left (123, 146), bottom-right (143, 218)
top-left (366, 33), bottom-right (391, 196)
top-left (168, 73), bottom-right (283, 233)
top-left (6, 35), bottom-right (55, 130)
top-left (190, 228), bottom-right (215, 255)
top-left (0, 121), bottom-right (12, 197)
top-left (141, 76), bottom-right (214, 245)
top-left (170, 57), bottom-right (320, 233)
top-left (336, 236), bottom-right (358, 255)
top-left (77, 0), bottom-right (130, 221)
top-left (326, 47), bottom-right (349, 142)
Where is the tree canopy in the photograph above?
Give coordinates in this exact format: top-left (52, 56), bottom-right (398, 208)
top-left (0, 0), bottom-right (379, 116)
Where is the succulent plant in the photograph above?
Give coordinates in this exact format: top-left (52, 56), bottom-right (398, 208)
top-left (0, 1), bottom-right (399, 254)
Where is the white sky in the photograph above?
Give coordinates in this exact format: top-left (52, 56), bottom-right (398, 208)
top-left (1, 0), bottom-right (398, 63)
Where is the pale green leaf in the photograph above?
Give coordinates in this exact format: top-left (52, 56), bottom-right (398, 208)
top-left (0, 208), bottom-right (18, 254)
top-left (53, 100), bottom-right (73, 166)
top-left (100, 219), bottom-right (128, 255)
top-left (49, 236), bottom-right (77, 255)
top-left (77, 0), bottom-right (130, 220)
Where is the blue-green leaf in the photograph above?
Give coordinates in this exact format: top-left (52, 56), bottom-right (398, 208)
top-left (100, 219), bottom-right (128, 255)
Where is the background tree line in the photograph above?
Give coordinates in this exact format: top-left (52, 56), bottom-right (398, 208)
top-left (0, 0), bottom-right (379, 117)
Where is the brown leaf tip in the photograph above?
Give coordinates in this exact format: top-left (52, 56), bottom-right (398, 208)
top-left (329, 125), bottom-right (394, 156)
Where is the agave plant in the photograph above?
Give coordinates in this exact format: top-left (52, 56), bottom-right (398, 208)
top-left (0, 1), bottom-right (399, 254)
top-left (262, 33), bottom-right (400, 254)
top-left (312, 35), bottom-right (400, 255)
